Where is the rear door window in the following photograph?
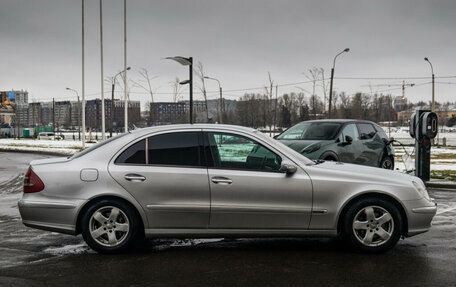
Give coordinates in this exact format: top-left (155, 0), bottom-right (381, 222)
top-left (147, 132), bottom-right (204, 167)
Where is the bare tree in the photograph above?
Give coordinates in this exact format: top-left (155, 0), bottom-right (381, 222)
top-left (195, 62), bottom-right (209, 122)
top-left (264, 72), bottom-right (274, 135)
top-left (131, 68), bottom-right (158, 104)
top-left (319, 68), bottom-right (329, 114)
top-left (305, 67), bottom-right (322, 119)
top-left (170, 77), bottom-right (183, 103)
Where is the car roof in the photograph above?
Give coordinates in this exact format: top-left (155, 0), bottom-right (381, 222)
top-left (298, 119), bottom-right (377, 124)
top-left (129, 124), bottom-right (257, 135)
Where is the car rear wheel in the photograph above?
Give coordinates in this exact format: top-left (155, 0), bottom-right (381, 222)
top-left (81, 199), bottom-right (141, 254)
top-left (343, 197), bottom-right (402, 253)
top-left (380, 156), bottom-right (394, 170)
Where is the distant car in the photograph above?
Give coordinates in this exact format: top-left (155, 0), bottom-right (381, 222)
top-left (276, 120), bottom-right (395, 169)
top-left (19, 124), bottom-right (436, 254)
top-left (37, 132), bottom-right (62, 140)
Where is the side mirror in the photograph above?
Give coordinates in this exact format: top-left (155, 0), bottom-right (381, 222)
top-left (345, 135), bottom-right (353, 144)
top-left (279, 162), bottom-right (297, 174)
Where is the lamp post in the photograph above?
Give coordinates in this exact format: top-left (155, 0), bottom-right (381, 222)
top-left (424, 57), bottom-right (435, 112)
top-left (99, 0), bottom-right (106, 140)
top-left (123, 0), bottom-right (128, 133)
top-left (165, 56), bottom-right (193, 124)
top-left (81, 0), bottom-right (86, 148)
top-left (328, 48), bottom-right (350, 118)
top-left (204, 76), bottom-right (223, 124)
top-left (66, 87), bottom-right (81, 140)
top-left (111, 67), bottom-right (131, 137)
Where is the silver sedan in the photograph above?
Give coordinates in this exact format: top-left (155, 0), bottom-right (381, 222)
top-left (18, 124), bottom-right (437, 253)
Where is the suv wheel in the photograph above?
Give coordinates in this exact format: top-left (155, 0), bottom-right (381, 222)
top-left (81, 199), bottom-right (141, 254)
top-left (343, 197), bottom-right (402, 253)
top-left (380, 156), bottom-right (394, 170)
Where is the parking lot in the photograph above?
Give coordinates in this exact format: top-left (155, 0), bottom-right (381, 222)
top-left (0, 152), bottom-right (455, 287)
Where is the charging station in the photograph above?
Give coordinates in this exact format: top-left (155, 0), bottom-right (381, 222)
top-left (409, 109), bottom-right (438, 181)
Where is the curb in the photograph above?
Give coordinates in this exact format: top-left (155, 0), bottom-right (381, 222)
top-left (0, 148), bottom-right (70, 157)
top-left (425, 182), bottom-right (456, 190)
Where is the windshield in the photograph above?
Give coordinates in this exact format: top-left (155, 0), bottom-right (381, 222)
top-left (254, 130), bottom-right (313, 165)
top-left (277, 122), bottom-right (342, 140)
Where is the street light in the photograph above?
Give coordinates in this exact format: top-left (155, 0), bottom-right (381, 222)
top-left (204, 76), bottom-right (223, 124)
top-left (66, 87), bottom-right (81, 140)
top-left (165, 56), bottom-right (193, 124)
top-left (328, 48), bottom-right (350, 118)
top-left (424, 57), bottom-right (435, 112)
top-left (111, 67), bottom-right (131, 137)
top-left (81, 0), bottom-right (86, 148)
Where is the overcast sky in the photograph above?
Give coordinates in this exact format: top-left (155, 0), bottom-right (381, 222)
top-left (1, 0), bottom-right (455, 106)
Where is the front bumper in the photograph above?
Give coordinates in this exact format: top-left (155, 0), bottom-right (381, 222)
top-left (403, 197), bottom-right (437, 237)
top-left (18, 195), bottom-right (86, 235)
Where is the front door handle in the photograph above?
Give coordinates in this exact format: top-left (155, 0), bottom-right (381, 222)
top-left (124, 174), bottom-right (146, 182)
top-left (211, 176), bottom-right (232, 185)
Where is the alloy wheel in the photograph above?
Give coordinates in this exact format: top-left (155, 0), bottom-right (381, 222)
top-left (89, 206), bottom-right (130, 247)
top-left (352, 206), bottom-right (394, 247)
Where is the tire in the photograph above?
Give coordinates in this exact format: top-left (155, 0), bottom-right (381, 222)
top-left (320, 151), bottom-right (338, 162)
top-left (380, 156), bottom-right (394, 170)
top-left (81, 199), bottom-right (141, 254)
top-left (343, 197), bottom-right (402, 253)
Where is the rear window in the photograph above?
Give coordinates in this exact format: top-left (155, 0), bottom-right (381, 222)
top-left (115, 139), bottom-right (146, 164)
top-left (357, 123), bottom-right (376, 140)
top-left (374, 125), bottom-right (388, 140)
top-left (72, 133), bottom-right (128, 159)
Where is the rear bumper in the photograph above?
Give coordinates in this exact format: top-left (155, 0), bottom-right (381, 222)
top-left (18, 196), bottom-right (86, 235)
top-left (403, 197), bottom-right (437, 237)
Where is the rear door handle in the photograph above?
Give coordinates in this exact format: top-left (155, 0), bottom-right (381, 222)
top-left (211, 177), bottom-right (232, 185)
top-left (124, 174), bottom-right (146, 182)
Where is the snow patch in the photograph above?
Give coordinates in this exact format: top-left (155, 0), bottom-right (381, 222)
top-left (43, 243), bottom-right (93, 255)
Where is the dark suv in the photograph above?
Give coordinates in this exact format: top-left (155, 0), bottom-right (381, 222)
top-left (276, 119), bottom-right (395, 169)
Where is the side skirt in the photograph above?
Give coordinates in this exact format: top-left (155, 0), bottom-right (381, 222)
top-left (144, 228), bottom-right (337, 239)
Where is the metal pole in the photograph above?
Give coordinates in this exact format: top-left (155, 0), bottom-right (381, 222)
top-left (111, 81), bottom-right (114, 137)
top-left (100, 0), bottom-right (106, 139)
top-left (274, 85), bottom-right (278, 132)
top-left (432, 73), bottom-right (435, 112)
top-left (124, 0), bottom-right (128, 133)
top-left (219, 85), bottom-right (223, 124)
top-left (77, 96), bottom-right (81, 140)
top-left (52, 98), bottom-right (55, 133)
top-left (81, 0), bottom-right (86, 148)
top-left (328, 68), bottom-right (334, 119)
top-left (189, 57), bottom-right (193, 124)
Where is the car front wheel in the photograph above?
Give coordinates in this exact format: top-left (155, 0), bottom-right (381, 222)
top-left (343, 198), bottom-right (402, 253)
top-left (380, 156), bottom-right (394, 170)
top-left (81, 199), bottom-right (141, 254)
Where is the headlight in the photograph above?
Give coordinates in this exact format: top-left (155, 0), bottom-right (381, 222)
top-left (412, 181), bottom-right (430, 200)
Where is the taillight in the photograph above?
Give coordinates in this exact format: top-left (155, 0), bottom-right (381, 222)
top-left (23, 167), bottom-right (45, 193)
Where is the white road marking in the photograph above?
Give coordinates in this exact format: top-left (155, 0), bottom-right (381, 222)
top-left (436, 205), bottom-right (456, 215)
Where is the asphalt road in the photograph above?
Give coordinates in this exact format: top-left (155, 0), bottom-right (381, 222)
top-left (0, 152), bottom-right (455, 287)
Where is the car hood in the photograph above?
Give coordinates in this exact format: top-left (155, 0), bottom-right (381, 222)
top-left (278, 139), bottom-right (332, 153)
top-left (308, 160), bottom-right (420, 187)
